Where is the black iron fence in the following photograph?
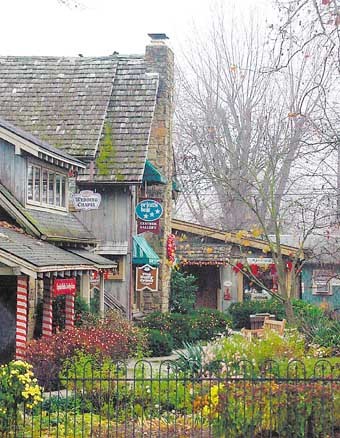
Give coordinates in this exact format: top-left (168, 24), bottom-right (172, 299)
top-left (1, 358), bottom-right (339, 437)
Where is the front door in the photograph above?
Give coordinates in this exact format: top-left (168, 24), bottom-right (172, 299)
top-left (189, 266), bottom-right (220, 309)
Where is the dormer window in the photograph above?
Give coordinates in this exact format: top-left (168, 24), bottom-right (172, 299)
top-left (27, 163), bottom-right (67, 209)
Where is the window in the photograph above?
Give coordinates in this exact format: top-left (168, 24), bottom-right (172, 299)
top-left (27, 163), bottom-right (67, 209)
top-left (102, 255), bottom-right (125, 281)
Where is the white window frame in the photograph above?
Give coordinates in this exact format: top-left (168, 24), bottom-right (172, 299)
top-left (27, 162), bottom-right (68, 211)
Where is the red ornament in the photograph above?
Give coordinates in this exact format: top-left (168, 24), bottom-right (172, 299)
top-left (224, 288), bottom-right (232, 300)
top-left (269, 263), bottom-right (277, 275)
top-left (232, 262), bottom-right (244, 273)
top-left (322, 0), bottom-right (330, 5)
top-left (250, 264), bottom-right (260, 277)
top-left (286, 261), bottom-right (293, 272)
top-left (166, 234), bottom-right (176, 264)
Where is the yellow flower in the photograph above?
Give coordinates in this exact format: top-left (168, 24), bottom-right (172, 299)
top-left (251, 227), bottom-right (263, 238)
top-left (262, 245), bottom-right (270, 254)
top-left (236, 230), bottom-right (248, 239)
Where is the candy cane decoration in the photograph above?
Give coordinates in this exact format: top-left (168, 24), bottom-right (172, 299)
top-left (15, 276), bottom-right (28, 360)
top-left (65, 294), bottom-right (75, 330)
top-left (42, 278), bottom-right (53, 338)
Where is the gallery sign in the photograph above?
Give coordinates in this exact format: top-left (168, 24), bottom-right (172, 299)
top-left (53, 278), bottom-right (77, 297)
top-left (136, 264), bottom-right (158, 292)
top-left (136, 198), bottom-right (163, 235)
top-left (72, 190), bottom-right (101, 210)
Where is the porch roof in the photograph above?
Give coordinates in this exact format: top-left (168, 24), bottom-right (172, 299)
top-left (68, 249), bottom-right (117, 269)
top-left (0, 223), bottom-right (115, 276)
top-left (172, 219), bottom-right (302, 258)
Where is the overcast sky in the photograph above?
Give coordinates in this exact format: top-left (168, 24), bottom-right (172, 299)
top-left (1, 0), bottom-right (273, 57)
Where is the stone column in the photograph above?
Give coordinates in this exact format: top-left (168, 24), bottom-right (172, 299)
top-left (15, 275), bottom-right (28, 360)
top-left (145, 36), bottom-right (175, 313)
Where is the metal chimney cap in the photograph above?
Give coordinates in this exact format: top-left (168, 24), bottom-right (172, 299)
top-left (148, 33), bottom-right (169, 41)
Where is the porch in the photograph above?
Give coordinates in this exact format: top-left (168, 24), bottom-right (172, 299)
top-left (0, 223), bottom-right (115, 362)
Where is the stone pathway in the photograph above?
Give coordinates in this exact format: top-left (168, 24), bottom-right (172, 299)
top-left (126, 349), bottom-right (185, 377)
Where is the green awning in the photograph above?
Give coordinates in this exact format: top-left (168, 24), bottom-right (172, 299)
top-left (132, 236), bottom-right (160, 266)
top-left (143, 160), bottom-right (167, 184)
top-left (172, 178), bottom-right (181, 192)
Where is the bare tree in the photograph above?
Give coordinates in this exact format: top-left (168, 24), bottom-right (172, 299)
top-left (175, 8), bottom-right (337, 230)
top-left (174, 7), bottom-right (339, 319)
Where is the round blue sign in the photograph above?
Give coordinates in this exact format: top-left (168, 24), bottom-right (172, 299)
top-left (135, 199), bottom-right (163, 222)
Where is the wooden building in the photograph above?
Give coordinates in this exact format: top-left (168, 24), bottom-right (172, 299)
top-left (0, 117), bottom-right (115, 362)
top-left (300, 228), bottom-right (340, 310)
top-left (0, 34), bottom-right (176, 317)
top-left (172, 219), bottom-right (300, 311)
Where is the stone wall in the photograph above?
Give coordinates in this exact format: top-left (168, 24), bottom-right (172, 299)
top-left (144, 39), bottom-right (175, 312)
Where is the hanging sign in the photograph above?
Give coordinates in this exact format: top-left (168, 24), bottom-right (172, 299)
top-left (135, 199), bottom-right (163, 221)
top-left (136, 198), bottom-right (163, 235)
top-left (137, 219), bottom-right (161, 235)
top-left (53, 278), bottom-right (77, 297)
top-left (136, 264), bottom-right (158, 291)
top-left (72, 190), bottom-right (101, 210)
top-left (247, 258), bottom-right (273, 265)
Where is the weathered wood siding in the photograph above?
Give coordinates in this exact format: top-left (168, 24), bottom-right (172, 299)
top-left (76, 187), bottom-right (131, 243)
top-left (0, 139), bottom-right (26, 203)
top-left (302, 265), bottom-right (340, 309)
top-left (76, 186), bottom-right (132, 312)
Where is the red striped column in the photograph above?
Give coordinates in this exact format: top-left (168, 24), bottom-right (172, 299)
top-left (42, 278), bottom-right (53, 338)
top-left (15, 276), bottom-right (28, 360)
top-left (65, 293), bottom-right (75, 330)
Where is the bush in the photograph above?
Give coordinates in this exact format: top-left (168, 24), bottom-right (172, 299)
top-left (292, 299), bottom-right (325, 321)
top-left (0, 360), bottom-right (42, 431)
top-left (168, 313), bottom-right (196, 347)
top-left (142, 308), bottom-right (231, 349)
top-left (227, 299), bottom-right (286, 329)
top-left (170, 270), bottom-right (198, 313)
top-left (147, 329), bottom-right (174, 357)
top-left (140, 312), bottom-right (171, 332)
top-left (192, 308), bottom-right (231, 341)
top-left (26, 310), bottom-right (147, 386)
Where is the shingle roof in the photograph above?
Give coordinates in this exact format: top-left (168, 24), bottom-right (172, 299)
top-left (0, 55), bottom-right (159, 182)
top-left (0, 116), bottom-right (85, 168)
top-left (0, 224), bottom-right (93, 269)
top-left (0, 183), bottom-right (96, 243)
top-left (0, 56), bottom-right (117, 159)
top-left (177, 243), bottom-right (232, 265)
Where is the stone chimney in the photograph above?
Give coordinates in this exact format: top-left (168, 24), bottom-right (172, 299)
top-left (143, 34), bottom-right (175, 313)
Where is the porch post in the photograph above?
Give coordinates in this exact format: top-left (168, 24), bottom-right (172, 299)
top-left (65, 294), bottom-right (75, 330)
top-left (42, 278), bottom-right (53, 338)
top-left (237, 272), bottom-right (244, 302)
top-left (80, 272), bottom-right (90, 306)
top-left (99, 273), bottom-right (105, 316)
top-left (15, 275), bottom-right (28, 360)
